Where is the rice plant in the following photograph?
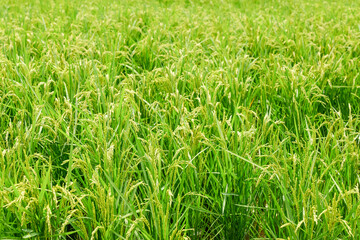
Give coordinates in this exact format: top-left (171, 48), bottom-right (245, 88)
top-left (1, 0), bottom-right (360, 239)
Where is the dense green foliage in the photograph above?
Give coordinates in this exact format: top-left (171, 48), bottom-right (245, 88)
top-left (1, 0), bottom-right (360, 239)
